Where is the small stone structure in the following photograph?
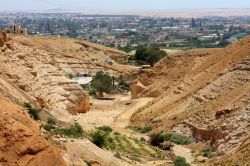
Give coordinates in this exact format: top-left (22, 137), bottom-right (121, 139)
top-left (6, 24), bottom-right (27, 35)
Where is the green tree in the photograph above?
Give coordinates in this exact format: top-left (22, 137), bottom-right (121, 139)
top-left (135, 46), bottom-right (167, 66)
top-left (92, 71), bottom-right (112, 95)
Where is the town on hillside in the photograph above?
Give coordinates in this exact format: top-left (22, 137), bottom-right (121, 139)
top-left (0, 13), bottom-right (249, 51)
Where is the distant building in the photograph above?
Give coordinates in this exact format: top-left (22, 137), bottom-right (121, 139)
top-left (191, 18), bottom-right (196, 27)
top-left (115, 37), bottom-right (129, 48)
top-left (227, 37), bottom-right (238, 43)
top-left (6, 25), bottom-right (27, 35)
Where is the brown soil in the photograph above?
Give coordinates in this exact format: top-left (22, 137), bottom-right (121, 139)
top-left (0, 99), bottom-right (66, 166)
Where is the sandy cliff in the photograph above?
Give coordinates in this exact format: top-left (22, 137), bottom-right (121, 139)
top-left (0, 99), bottom-right (66, 166)
top-left (131, 36), bottom-right (250, 163)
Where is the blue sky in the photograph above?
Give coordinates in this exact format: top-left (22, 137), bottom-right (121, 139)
top-left (1, 0), bottom-right (250, 11)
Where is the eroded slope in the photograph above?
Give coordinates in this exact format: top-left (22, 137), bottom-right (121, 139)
top-left (0, 99), bottom-right (66, 166)
top-left (0, 35), bottom-right (137, 121)
top-left (131, 36), bottom-right (250, 160)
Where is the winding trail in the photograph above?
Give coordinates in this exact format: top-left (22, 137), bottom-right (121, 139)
top-left (63, 94), bottom-right (194, 165)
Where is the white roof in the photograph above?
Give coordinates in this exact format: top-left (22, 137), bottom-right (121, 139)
top-left (72, 77), bottom-right (92, 85)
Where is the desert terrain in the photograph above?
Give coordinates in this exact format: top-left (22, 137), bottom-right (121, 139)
top-left (0, 31), bottom-right (249, 166)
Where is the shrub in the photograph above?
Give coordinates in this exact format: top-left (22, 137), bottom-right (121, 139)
top-left (168, 133), bottom-right (192, 145)
top-left (174, 156), bottom-right (191, 166)
top-left (150, 132), bottom-right (192, 146)
top-left (92, 71), bottom-right (113, 94)
top-left (23, 103), bottom-right (41, 120)
top-left (58, 123), bottom-right (83, 138)
top-left (47, 117), bottom-right (56, 125)
top-left (150, 133), bottom-right (164, 146)
top-left (98, 126), bottom-right (112, 133)
top-left (202, 147), bottom-right (216, 158)
top-left (127, 126), bottom-right (152, 133)
top-left (90, 130), bottom-right (109, 148)
top-left (114, 132), bottom-right (120, 135)
top-left (81, 84), bottom-right (97, 97)
top-left (43, 124), bottom-right (55, 132)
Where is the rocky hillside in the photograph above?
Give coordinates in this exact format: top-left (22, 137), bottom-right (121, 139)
top-left (0, 98), bottom-right (66, 166)
top-left (0, 35), bottom-right (137, 121)
top-left (0, 33), bottom-right (138, 166)
top-left (131, 36), bottom-right (250, 164)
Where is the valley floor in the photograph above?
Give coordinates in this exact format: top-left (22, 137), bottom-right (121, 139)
top-left (58, 94), bottom-right (174, 165)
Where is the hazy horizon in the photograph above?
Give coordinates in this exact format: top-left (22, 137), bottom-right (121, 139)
top-left (1, 0), bottom-right (250, 11)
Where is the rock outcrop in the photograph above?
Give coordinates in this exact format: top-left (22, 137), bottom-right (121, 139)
top-left (0, 99), bottom-right (66, 166)
top-left (131, 80), bottom-right (146, 99)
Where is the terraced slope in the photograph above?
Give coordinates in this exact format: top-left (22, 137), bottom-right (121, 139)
top-left (0, 35), bottom-right (137, 121)
top-left (131, 36), bottom-right (250, 162)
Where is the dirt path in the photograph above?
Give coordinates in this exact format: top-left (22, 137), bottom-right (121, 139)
top-left (72, 94), bottom-right (154, 139)
top-left (113, 97), bottom-right (153, 128)
top-left (111, 97), bottom-right (154, 139)
top-left (172, 144), bottom-right (195, 165)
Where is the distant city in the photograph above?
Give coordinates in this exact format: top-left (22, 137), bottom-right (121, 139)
top-left (1, 12), bottom-right (250, 51)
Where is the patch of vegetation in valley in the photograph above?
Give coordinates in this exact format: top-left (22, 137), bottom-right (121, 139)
top-left (202, 147), bottom-right (216, 158)
top-left (126, 126), bottom-right (152, 133)
top-left (150, 132), bottom-right (192, 146)
top-left (174, 156), bottom-right (191, 166)
top-left (43, 119), bottom-right (85, 138)
top-left (82, 72), bottom-right (130, 96)
top-left (44, 122), bottom-right (167, 162)
top-left (89, 126), bottom-right (165, 161)
top-left (132, 45), bottom-right (167, 66)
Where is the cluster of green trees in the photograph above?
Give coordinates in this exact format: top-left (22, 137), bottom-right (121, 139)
top-left (84, 71), bottom-right (130, 96)
top-left (135, 46), bottom-right (167, 66)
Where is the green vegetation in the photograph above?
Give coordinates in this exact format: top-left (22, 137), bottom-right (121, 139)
top-left (186, 37), bottom-right (230, 48)
top-left (150, 132), bottom-right (192, 146)
top-left (82, 84), bottom-right (97, 96)
top-left (97, 125), bottom-right (113, 133)
top-left (135, 46), bottom-right (167, 66)
top-left (127, 126), bottom-right (152, 133)
top-left (119, 45), bottom-right (136, 53)
top-left (43, 120), bottom-right (84, 138)
top-left (23, 103), bottom-right (41, 120)
top-left (44, 122), bottom-right (165, 162)
top-left (202, 147), bottom-right (216, 158)
top-left (57, 123), bottom-right (84, 138)
top-left (43, 117), bottom-right (57, 132)
top-left (92, 71), bottom-right (113, 94)
top-left (47, 117), bottom-right (56, 125)
top-left (82, 72), bottom-right (130, 96)
top-left (43, 124), bottom-right (56, 132)
top-left (89, 126), bottom-right (165, 161)
top-left (174, 156), bottom-right (191, 166)
top-left (90, 129), bottom-right (113, 149)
